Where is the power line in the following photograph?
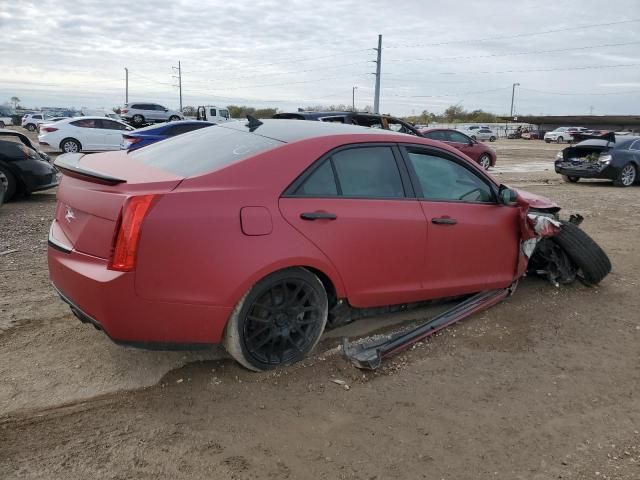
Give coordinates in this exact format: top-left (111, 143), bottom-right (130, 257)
top-left (386, 18), bottom-right (640, 49)
top-left (128, 71), bottom-right (172, 86)
top-left (381, 87), bottom-right (512, 99)
top-left (185, 60), bottom-right (371, 85)
top-left (204, 72), bottom-right (373, 92)
top-left (383, 62), bottom-right (640, 78)
top-left (182, 47), bottom-right (373, 75)
top-left (387, 41), bottom-right (640, 63)
top-left (520, 87), bottom-right (640, 96)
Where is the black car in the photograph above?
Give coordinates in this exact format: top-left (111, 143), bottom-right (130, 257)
top-left (554, 134), bottom-right (640, 187)
top-left (0, 171), bottom-right (6, 207)
top-left (0, 129), bottom-right (58, 201)
top-left (273, 111), bottom-right (422, 136)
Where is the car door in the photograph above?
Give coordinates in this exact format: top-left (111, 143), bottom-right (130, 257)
top-left (443, 130), bottom-right (481, 161)
top-left (98, 119), bottom-right (130, 150)
top-left (400, 145), bottom-right (519, 297)
top-left (279, 144), bottom-right (427, 308)
top-left (69, 119), bottom-right (103, 150)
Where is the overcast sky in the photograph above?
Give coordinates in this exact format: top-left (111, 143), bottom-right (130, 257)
top-left (1, 0), bottom-right (639, 116)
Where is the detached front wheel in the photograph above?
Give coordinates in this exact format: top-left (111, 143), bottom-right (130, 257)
top-left (552, 221), bottom-right (611, 285)
top-left (224, 268), bottom-right (328, 371)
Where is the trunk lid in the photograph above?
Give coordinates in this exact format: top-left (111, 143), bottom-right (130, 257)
top-left (53, 151), bottom-right (183, 258)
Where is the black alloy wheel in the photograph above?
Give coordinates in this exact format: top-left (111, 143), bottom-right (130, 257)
top-left (225, 268), bottom-right (328, 371)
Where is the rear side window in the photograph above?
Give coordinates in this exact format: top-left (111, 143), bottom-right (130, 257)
top-left (295, 161), bottom-right (337, 196)
top-left (423, 131), bottom-right (447, 141)
top-left (448, 131), bottom-right (471, 143)
top-left (129, 124), bottom-right (282, 177)
top-left (166, 123), bottom-right (210, 136)
top-left (294, 146), bottom-right (405, 199)
top-left (99, 119), bottom-right (128, 130)
top-left (209, 109), bottom-right (217, 117)
top-left (71, 119), bottom-right (97, 128)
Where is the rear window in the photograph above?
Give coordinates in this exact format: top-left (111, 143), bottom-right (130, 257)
top-left (129, 124), bottom-right (282, 177)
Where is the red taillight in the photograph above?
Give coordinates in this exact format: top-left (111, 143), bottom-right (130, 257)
top-left (108, 195), bottom-right (157, 272)
top-left (123, 135), bottom-right (142, 144)
top-left (41, 127), bottom-right (58, 133)
top-left (121, 108), bottom-right (129, 113)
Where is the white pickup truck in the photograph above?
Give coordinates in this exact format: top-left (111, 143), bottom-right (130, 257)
top-left (196, 105), bottom-right (233, 123)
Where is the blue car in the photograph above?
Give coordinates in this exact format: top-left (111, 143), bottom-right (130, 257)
top-left (120, 120), bottom-right (216, 151)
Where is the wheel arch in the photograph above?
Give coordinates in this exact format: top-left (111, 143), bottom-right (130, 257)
top-left (0, 160), bottom-right (27, 196)
top-left (226, 259), bottom-right (346, 313)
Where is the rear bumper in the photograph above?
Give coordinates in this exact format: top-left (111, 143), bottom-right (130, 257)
top-left (47, 229), bottom-right (232, 347)
top-left (554, 161), bottom-right (616, 180)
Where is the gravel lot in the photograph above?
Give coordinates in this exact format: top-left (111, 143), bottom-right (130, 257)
top-left (1, 134), bottom-right (639, 479)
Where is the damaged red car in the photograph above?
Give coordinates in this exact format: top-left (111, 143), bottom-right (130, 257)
top-left (48, 119), bottom-right (611, 371)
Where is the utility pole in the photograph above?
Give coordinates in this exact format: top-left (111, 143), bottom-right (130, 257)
top-left (373, 34), bottom-right (382, 114)
top-left (510, 82), bottom-right (520, 118)
top-left (172, 61), bottom-right (182, 112)
top-left (124, 67), bottom-right (128, 104)
top-left (352, 86), bottom-right (358, 112)
top-left (508, 82), bottom-right (520, 138)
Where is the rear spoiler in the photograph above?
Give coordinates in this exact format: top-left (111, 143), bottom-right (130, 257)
top-left (54, 153), bottom-right (126, 185)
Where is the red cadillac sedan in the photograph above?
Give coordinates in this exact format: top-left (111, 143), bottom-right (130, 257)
top-left (419, 128), bottom-right (497, 169)
top-left (48, 119), bottom-right (608, 371)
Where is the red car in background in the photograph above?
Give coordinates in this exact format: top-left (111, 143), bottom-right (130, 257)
top-left (419, 128), bottom-right (496, 169)
top-left (48, 119), bottom-right (609, 371)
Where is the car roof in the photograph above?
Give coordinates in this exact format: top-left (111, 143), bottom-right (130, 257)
top-left (131, 121), bottom-right (216, 134)
top-left (219, 118), bottom-right (411, 143)
top-left (419, 127), bottom-right (464, 133)
top-left (0, 129), bottom-right (35, 146)
top-left (61, 116), bottom-right (127, 121)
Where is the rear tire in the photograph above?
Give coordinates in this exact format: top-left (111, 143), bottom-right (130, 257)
top-left (0, 121), bottom-right (5, 129)
top-left (60, 138), bottom-right (81, 153)
top-left (613, 163), bottom-right (636, 187)
top-left (224, 268), bottom-right (328, 371)
top-left (561, 175), bottom-right (580, 183)
top-left (552, 221), bottom-right (611, 285)
top-left (168, 115), bottom-right (180, 122)
top-left (489, 136), bottom-right (496, 142)
top-left (0, 165), bottom-right (17, 201)
top-left (478, 154), bottom-right (491, 170)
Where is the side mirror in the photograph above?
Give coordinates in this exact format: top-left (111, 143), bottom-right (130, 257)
top-left (499, 186), bottom-right (518, 205)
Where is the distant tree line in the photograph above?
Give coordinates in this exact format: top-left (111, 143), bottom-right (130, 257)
top-left (403, 104), bottom-right (498, 125)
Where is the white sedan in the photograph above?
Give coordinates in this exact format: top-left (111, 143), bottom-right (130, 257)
top-left (38, 116), bottom-right (134, 153)
top-left (461, 127), bottom-right (497, 142)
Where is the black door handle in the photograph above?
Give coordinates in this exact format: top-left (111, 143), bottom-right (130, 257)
top-left (300, 212), bottom-right (337, 221)
top-left (431, 217), bottom-right (457, 225)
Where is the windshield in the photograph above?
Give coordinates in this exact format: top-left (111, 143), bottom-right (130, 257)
top-left (129, 123), bottom-right (282, 177)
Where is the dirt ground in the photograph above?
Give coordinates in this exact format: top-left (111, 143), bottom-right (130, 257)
top-left (1, 135), bottom-right (639, 479)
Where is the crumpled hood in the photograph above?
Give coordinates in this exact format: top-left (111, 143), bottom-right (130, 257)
top-left (514, 188), bottom-right (559, 210)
